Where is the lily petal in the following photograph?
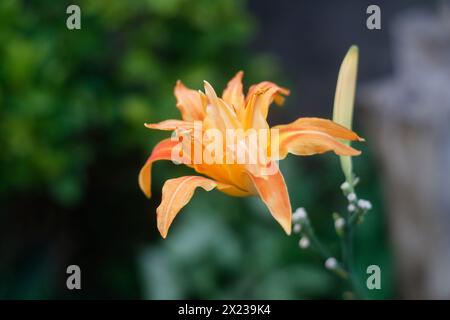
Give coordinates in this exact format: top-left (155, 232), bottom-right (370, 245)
top-left (204, 81), bottom-right (241, 132)
top-left (144, 119), bottom-right (194, 131)
top-left (243, 83), bottom-right (290, 130)
top-left (138, 139), bottom-right (179, 198)
top-left (156, 176), bottom-right (218, 238)
top-left (245, 82), bottom-right (289, 113)
top-left (275, 129), bottom-right (361, 159)
top-left (222, 71), bottom-right (245, 119)
top-left (174, 80), bottom-right (206, 121)
top-left (273, 117), bottom-right (364, 142)
top-left (248, 166), bottom-right (292, 235)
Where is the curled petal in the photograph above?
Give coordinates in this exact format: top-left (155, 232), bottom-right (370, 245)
top-left (144, 119), bottom-right (194, 131)
top-left (246, 81), bottom-right (289, 110)
top-left (242, 89), bottom-right (270, 131)
top-left (275, 129), bottom-right (361, 159)
top-left (273, 117), bottom-right (364, 142)
top-left (248, 166), bottom-right (292, 235)
top-left (138, 139), bottom-right (179, 198)
top-left (243, 82), bottom-right (290, 130)
top-left (156, 176), bottom-right (218, 238)
top-left (174, 81), bottom-right (206, 121)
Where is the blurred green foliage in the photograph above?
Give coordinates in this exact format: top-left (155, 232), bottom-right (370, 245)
top-left (0, 0), bottom-right (392, 299)
top-left (0, 0), bottom-right (271, 205)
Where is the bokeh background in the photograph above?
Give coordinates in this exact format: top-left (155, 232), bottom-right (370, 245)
top-left (1, 0), bottom-right (448, 299)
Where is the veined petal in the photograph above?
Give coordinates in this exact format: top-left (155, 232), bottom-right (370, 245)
top-left (273, 117), bottom-right (364, 142)
top-left (174, 80), bottom-right (206, 121)
top-left (222, 71), bottom-right (245, 119)
top-left (243, 82), bottom-right (290, 130)
top-left (275, 129), bottom-right (361, 159)
top-left (156, 176), bottom-right (218, 238)
top-left (144, 119), bottom-right (194, 131)
top-left (245, 82), bottom-right (289, 113)
top-left (217, 183), bottom-right (251, 197)
top-left (242, 89), bottom-right (269, 131)
top-left (138, 139), bottom-right (179, 198)
top-left (204, 81), bottom-right (241, 131)
top-left (194, 161), bottom-right (253, 195)
top-left (248, 167), bottom-right (292, 235)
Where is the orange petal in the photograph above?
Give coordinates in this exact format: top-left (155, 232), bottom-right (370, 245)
top-left (243, 82), bottom-right (290, 130)
top-left (138, 139), bottom-right (180, 198)
top-left (204, 81), bottom-right (241, 131)
top-left (248, 166), bottom-right (292, 235)
top-left (242, 89), bottom-right (269, 131)
top-left (273, 117), bottom-right (364, 141)
top-left (144, 119), bottom-right (194, 131)
top-left (216, 183), bottom-right (251, 197)
top-left (245, 81), bottom-right (289, 111)
top-left (174, 80), bottom-right (206, 121)
top-left (275, 129), bottom-right (361, 159)
top-left (157, 176), bottom-right (218, 238)
top-left (194, 161), bottom-right (254, 196)
top-left (222, 71), bottom-right (245, 119)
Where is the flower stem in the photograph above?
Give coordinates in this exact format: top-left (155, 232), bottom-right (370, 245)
top-left (340, 193), bottom-right (367, 299)
top-left (301, 218), bottom-right (348, 279)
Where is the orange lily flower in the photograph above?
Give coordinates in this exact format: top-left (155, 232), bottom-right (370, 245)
top-left (139, 71), bottom-right (363, 238)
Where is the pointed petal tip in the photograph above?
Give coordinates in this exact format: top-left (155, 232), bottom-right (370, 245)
top-left (175, 79), bottom-right (183, 88)
top-left (281, 87), bottom-right (291, 96)
top-left (349, 45), bottom-right (359, 53)
top-left (157, 222), bottom-right (168, 238)
top-left (139, 179), bottom-right (152, 199)
top-left (284, 224), bottom-right (292, 236)
top-left (203, 80), bottom-right (212, 91)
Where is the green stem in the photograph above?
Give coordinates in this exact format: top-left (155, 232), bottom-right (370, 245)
top-left (341, 209), bottom-right (366, 299)
top-left (302, 220), bottom-right (348, 279)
